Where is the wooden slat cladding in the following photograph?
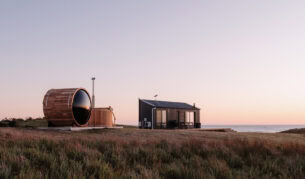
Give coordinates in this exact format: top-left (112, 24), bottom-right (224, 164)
top-left (43, 88), bottom-right (91, 127)
top-left (88, 108), bottom-right (113, 127)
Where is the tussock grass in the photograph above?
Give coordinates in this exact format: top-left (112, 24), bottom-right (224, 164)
top-left (0, 128), bottom-right (304, 178)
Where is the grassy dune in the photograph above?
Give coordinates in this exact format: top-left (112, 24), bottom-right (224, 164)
top-left (280, 128), bottom-right (305, 134)
top-left (0, 128), bottom-right (304, 178)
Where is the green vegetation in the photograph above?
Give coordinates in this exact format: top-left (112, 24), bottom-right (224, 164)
top-left (0, 128), bottom-right (304, 178)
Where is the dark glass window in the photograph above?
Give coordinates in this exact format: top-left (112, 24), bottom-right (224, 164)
top-left (72, 90), bottom-right (91, 125)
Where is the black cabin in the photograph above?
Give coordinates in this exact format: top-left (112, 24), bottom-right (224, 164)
top-left (139, 99), bottom-right (201, 129)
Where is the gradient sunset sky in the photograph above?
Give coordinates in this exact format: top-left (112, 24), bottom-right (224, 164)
top-left (1, 1), bottom-right (305, 125)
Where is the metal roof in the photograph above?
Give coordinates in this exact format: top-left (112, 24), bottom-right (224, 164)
top-left (141, 99), bottom-right (200, 110)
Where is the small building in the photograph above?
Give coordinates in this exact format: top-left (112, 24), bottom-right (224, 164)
top-left (139, 99), bottom-right (201, 129)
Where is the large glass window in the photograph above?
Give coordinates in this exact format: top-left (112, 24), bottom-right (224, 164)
top-left (156, 110), bottom-right (167, 128)
top-left (156, 110), bottom-right (162, 123)
top-left (185, 112), bottom-right (190, 123)
top-left (185, 111), bottom-right (194, 124)
top-left (162, 110), bottom-right (167, 124)
top-left (190, 112), bottom-right (194, 124)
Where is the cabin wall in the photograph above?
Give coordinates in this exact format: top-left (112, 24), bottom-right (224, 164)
top-left (195, 110), bottom-right (200, 123)
top-left (139, 100), bottom-right (153, 128)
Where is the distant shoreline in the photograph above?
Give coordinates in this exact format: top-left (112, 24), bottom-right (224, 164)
top-left (202, 125), bottom-right (305, 133)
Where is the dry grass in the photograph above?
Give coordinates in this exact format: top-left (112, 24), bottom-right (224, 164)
top-left (0, 128), bottom-right (304, 178)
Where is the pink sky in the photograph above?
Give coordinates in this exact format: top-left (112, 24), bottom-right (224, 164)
top-left (0, 1), bottom-right (305, 125)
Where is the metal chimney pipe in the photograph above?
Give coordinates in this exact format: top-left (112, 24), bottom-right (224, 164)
top-left (92, 77), bottom-right (96, 108)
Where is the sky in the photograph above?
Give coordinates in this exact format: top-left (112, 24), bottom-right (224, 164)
top-left (1, 1), bottom-right (305, 125)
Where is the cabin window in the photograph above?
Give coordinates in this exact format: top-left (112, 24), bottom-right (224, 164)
top-left (190, 112), bottom-right (194, 124)
top-left (156, 110), bottom-right (162, 124)
top-left (156, 110), bottom-right (167, 128)
top-left (185, 112), bottom-right (190, 123)
top-left (185, 111), bottom-right (194, 124)
top-left (162, 110), bottom-right (166, 123)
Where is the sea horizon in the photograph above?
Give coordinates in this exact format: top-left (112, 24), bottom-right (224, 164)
top-left (118, 124), bottom-right (305, 133)
top-left (202, 125), bottom-right (305, 133)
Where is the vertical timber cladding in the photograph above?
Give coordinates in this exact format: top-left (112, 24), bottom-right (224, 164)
top-left (168, 109), bottom-right (178, 121)
top-left (88, 108), bottom-right (113, 127)
top-left (167, 109), bottom-right (179, 128)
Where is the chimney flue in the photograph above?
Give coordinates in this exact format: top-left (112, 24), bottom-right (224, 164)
top-left (92, 77), bottom-right (96, 108)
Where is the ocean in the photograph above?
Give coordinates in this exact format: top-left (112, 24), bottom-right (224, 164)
top-left (202, 125), bottom-right (305, 133)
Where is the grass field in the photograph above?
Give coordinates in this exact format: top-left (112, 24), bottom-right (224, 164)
top-left (0, 126), bottom-right (305, 178)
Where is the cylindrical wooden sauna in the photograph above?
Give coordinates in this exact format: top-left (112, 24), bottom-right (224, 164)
top-left (43, 88), bottom-right (92, 127)
top-left (88, 107), bottom-right (114, 127)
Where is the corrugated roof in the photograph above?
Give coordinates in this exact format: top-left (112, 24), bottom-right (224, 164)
top-left (141, 99), bottom-right (200, 110)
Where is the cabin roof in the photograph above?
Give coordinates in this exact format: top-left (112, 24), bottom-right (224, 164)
top-left (140, 99), bottom-right (200, 110)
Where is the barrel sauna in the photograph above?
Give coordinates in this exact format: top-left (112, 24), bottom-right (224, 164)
top-left (88, 107), bottom-right (114, 127)
top-left (43, 88), bottom-right (92, 127)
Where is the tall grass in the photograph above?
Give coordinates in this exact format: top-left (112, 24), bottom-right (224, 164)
top-left (0, 129), bottom-right (304, 178)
